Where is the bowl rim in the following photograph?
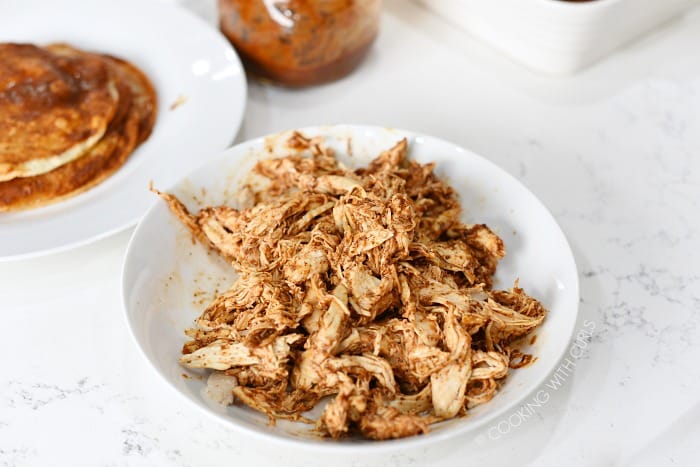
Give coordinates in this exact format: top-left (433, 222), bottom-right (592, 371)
top-left (121, 124), bottom-right (580, 452)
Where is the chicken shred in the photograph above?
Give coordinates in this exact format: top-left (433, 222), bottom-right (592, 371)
top-left (156, 132), bottom-right (547, 440)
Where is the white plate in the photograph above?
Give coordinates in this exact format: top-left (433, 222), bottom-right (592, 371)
top-left (0, 0), bottom-right (246, 261)
top-left (122, 125), bottom-right (579, 451)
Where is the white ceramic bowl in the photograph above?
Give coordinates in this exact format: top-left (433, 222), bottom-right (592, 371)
top-left (122, 125), bottom-right (579, 451)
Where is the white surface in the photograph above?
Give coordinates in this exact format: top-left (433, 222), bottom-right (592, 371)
top-left (416, 0), bottom-right (700, 74)
top-left (0, 0), bottom-right (246, 260)
top-left (2, 0), bottom-right (700, 465)
top-left (122, 125), bottom-right (579, 450)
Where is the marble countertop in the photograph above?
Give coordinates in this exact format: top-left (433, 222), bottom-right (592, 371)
top-left (2, 1), bottom-right (700, 465)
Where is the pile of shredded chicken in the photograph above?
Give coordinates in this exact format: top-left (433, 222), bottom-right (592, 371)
top-left (155, 132), bottom-right (547, 440)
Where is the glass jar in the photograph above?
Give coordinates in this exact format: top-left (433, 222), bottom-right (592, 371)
top-left (218, 0), bottom-right (381, 87)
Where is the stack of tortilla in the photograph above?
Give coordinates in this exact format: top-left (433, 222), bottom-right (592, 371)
top-left (0, 43), bottom-right (157, 211)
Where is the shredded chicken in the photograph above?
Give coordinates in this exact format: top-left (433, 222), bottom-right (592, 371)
top-left (155, 132), bottom-right (548, 440)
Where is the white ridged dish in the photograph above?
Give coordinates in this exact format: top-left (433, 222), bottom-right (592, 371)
top-left (416, 0), bottom-right (700, 73)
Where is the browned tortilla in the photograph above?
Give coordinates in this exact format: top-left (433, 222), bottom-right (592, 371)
top-left (0, 43), bottom-right (120, 181)
top-left (0, 46), bottom-right (157, 212)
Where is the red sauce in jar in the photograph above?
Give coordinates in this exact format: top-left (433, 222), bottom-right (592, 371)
top-left (218, 0), bottom-right (381, 87)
